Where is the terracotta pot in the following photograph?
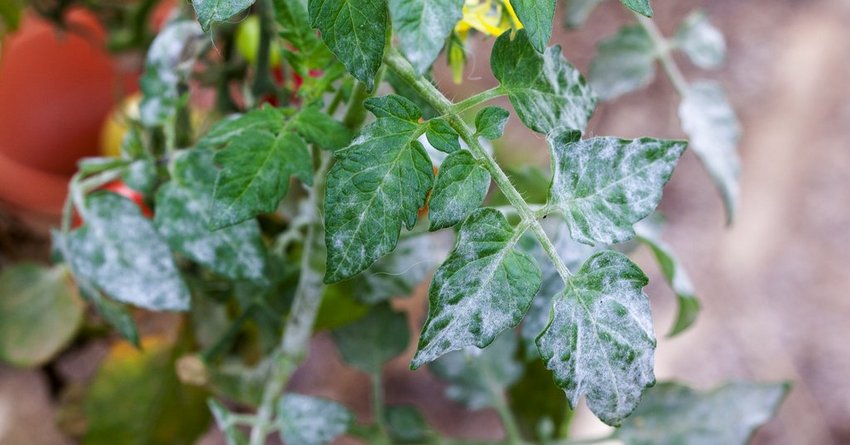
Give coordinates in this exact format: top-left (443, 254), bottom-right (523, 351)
top-left (0, 9), bottom-right (138, 218)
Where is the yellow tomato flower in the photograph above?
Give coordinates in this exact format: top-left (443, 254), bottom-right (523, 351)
top-left (455, 0), bottom-right (523, 38)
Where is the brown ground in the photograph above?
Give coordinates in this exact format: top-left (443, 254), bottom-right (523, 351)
top-left (2, 0), bottom-right (849, 444)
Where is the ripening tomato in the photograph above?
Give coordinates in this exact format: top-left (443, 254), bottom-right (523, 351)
top-left (100, 180), bottom-right (154, 218)
top-left (235, 16), bottom-right (281, 66)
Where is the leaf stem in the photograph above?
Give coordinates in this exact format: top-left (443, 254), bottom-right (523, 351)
top-left (550, 435), bottom-right (615, 445)
top-left (451, 86), bottom-right (507, 115)
top-left (634, 13), bottom-right (689, 95)
top-left (383, 48), bottom-right (572, 281)
top-left (371, 372), bottom-right (391, 444)
top-left (251, 0), bottom-right (278, 98)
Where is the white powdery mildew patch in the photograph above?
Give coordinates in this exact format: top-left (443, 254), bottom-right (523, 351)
top-left (389, 0), bottom-right (463, 74)
top-left (411, 208), bottom-right (541, 368)
top-left (277, 394), bottom-right (351, 445)
top-left (548, 130), bottom-right (686, 245)
top-left (537, 250), bottom-right (655, 426)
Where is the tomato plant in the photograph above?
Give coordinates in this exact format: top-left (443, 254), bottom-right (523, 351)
top-left (0, 0), bottom-right (790, 444)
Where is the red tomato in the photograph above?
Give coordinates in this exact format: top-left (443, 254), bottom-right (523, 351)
top-left (100, 180), bottom-right (154, 218)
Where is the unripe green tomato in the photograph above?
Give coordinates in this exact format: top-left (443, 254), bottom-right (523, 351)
top-left (235, 16), bottom-right (281, 66)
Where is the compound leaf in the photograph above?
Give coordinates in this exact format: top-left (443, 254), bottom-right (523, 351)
top-left (679, 81), bottom-right (741, 223)
top-left (492, 29), bottom-right (596, 134)
top-left (389, 0), bottom-right (463, 74)
top-left (277, 394), bottom-right (352, 445)
top-left (309, 0), bottom-right (387, 90)
top-left (155, 149), bottom-right (269, 282)
top-left (537, 250), bottom-right (655, 426)
top-left (332, 303), bottom-right (409, 373)
top-left (324, 96), bottom-right (434, 283)
top-left (411, 208), bottom-right (541, 369)
top-left (547, 130), bottom-right (686, 245)
top-left (617, 381), bottom-right (790, 445)
top-left (511, 0), bottom-right (556, 52)
top-left (589, 25), bottom-right (656, 101)
top-left (428, 151), bottom-right (491, 231)
top-left (68, 193), bottom-right (190, 312)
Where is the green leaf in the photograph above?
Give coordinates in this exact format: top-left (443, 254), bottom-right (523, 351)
top-left (192, 0), bottom-right (254, 31)
top-left (332, 303), bottom-right (409, 373)
top-left (620, 0), bottom-right (652, 17)
top-left (411, 208), bottom-right (541, 369)
top-left (385, 405), bottom-right (429, 443)
top-left (429, 330), bottom-right (523, 409)
top-left (324, 96), bottom-right (434, 283)
top-left (536, 250), bottom-right (655, 426)
top-left (426, 118), bottom-right (461, 154)
top-left (0, 264), bottom-right (84, 367)
top-left (275, 0), bottom-right (333, 72)
top-left (675, 10), bottom-right (725, 70)
top-left (277, 393), bottom-right (352, 445)
top-left (520, 219), bottom-right (597, 359)
top-left (511, 0), bottom-right (556, 52)
top-left (679, 81), bottom-right (741, 223)
top-left (155, 149), bottom-right (269, 282)
top-left (291, 105), bottom-right (354, 150)
top-left (634, 219), bottom-right (700, 337)
top-left (200, 107), bottom-right (322, 229)
top-left (83, 338), bottom-right (211, 445)
top-left (308, 0), bottom-right (387, 90)
top-left (474, 106), bottom-right (510, 140)
top-left (68, 193), bottom-right (191, 311)
top-left (428, 151), bottom-right (491, 231)
top-left (564, 0), bottom-right (603, 29)
top-left (353, 234), bottom-right (435, 304)
top-left (139, 21), bottom-right (206, 127)
top-left (617, 381), bottom-right (790, 445)
top-left (589, 25), bottom-right (655, 101)
top-left (547, 130), bottom-right (686, 245)
top-left (208, 399), bottom-right (248, 445)
top-left (492, 29), bottom-right (597, 135)
top-left (389, 0), bottom-right (463, 74)
top-left (508, 358), bottom-right (572, 441)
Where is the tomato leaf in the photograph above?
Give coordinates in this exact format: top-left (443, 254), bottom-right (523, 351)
top-left (193, 0), bottom-right (254, 31)
top-left (547, 130), bottom-right (686, 245)
top-left (617, 381), bottom-right (790, 445)
top-left (276, 393), bottom-right (353, 445)
top-left (492, 29), bottom-right (597, 134)
top-left (675, 10), bottom-right (725, 70)
top-left (324, 95), bottom-right (434, 283)
top-left (0, 264), bottom-right (84, 367)
top-left (332, 303), bottom-right (409, 373)
top-left (474, 106), bottom-right (510, 140)
top-left (68, 193), bottom-right (191, 312)
top-left (679, 81), bottom-right (741, 223)
top-left (411, 208), bottom-right (541, 369)
top-left (511, 0), bottom-right (556, 52)
top-left (428, 151), bottom-right (491, 231)
top-left (536, 250), bottom-right (655, 426)
top-left (388, 0), bottom-right (463, 74)
top-left (589, 25), bottom-right (656, 101)
top-left (425, 118), bottom-right (461, 154)
top-left (155, 149), bottom-right (270, 282)
top-left (308, 0), bottom-right (387, 90)
top-left (385, 405), bottom-right (429, 443)
top-left (620, 0), bottom-right (652, 17)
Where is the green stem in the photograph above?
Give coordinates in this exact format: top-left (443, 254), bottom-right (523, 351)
top-left (343, 66), bottom-right (385, 130)
top-left (383, 48), bottom-right (572, 281)
top-left (371, 372), bottom-right (391, 444)
top-left (451, 86), bottom-right (506, 115)
top-left (251, 0), bottom-right (277, 98)
top-left (634, 13), bottom-right (689, 95)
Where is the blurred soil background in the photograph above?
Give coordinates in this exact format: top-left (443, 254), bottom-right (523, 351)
top-left (1, 0), bottom-right (849, 444)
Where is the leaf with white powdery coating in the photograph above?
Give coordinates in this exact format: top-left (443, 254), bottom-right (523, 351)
top-left (474, 106), bottom-right (510, 140)
top-left (411, 208), bottom-right (541, 369)
top-left (68, 193), bottom-right (190, 311)
top-left (389, 0), bottom-right (463, 74)
top-left (547, 130), bottom-right (686, 245)
top-left (309, 0), bottom-right (387, 90)
top-left (589, 25), bottom-right (656, 101)
top-left (617, 381), bottom-right (790, 445)
top-left (492, 29), bottom-right (596, 134)
top-left (679, 81), bottom-right (741, 223)
top-left (426, 118), bottom-right (460, 154)
top-left (277, 394), bottom-right (352, 445)
top-left (155, 149), bottom-right (269, 282)
top-left (324, 95), bottom-right (434, 283)
top-left (620, 0), bottom-right (652, 17)
top-left (193, 0), bottom-right (254, 31)
top-left (675, 10), bottom-right (726, 70)
top-left (428, 151), bottom-right (491, 231)
top-left (536, 250), bottom-right (656, 426)
top-left (511, 0), bottom-right (556, 52)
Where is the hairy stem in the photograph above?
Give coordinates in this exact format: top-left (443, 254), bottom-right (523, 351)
top-left (634, 13), bottom-right (689, 95)
top-left (383, 49), bottom-right (572, 281)
top-left (451, 86), bottom-right (507, 115)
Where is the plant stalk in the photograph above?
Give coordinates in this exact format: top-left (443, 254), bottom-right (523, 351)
top-left (451, 86), bottom-right (507, 115)
top-left (634, 13), bottom-right (689, 95)
top-left (383, 48), bottom-right (572, 281)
